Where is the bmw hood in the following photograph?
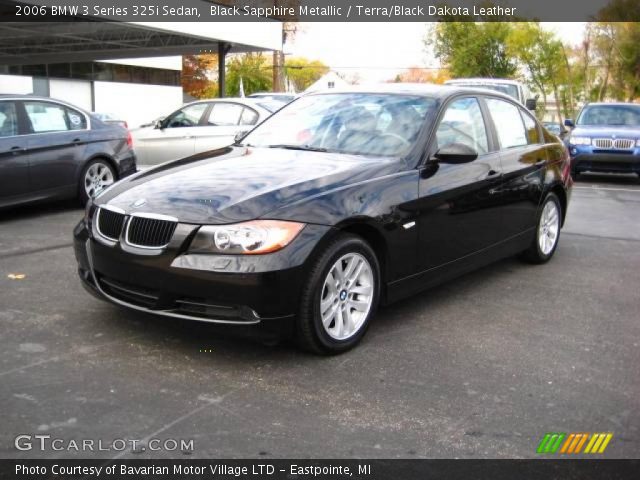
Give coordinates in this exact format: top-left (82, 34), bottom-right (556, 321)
top-left (96, 146), bottom-right (402, 224)
top-left (570, 125), bottom-right (640, 140)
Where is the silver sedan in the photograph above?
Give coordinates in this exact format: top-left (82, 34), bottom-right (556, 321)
top-left (130, 98), bottom-right (272, 165)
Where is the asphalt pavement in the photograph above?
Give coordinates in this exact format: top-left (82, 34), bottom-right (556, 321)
top-left (1, 173), bottom-right (639, 459)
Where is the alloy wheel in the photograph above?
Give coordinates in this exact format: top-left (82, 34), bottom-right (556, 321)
top-left (84, 162), bottom-right (114, 199)
top-left (538, 200), bottom-right (560, 255)
top-left (320, 252), bottom-right (374, 341)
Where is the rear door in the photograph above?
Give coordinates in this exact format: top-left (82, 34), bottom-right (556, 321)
top-left (133, 102), bottom-right (209, 164)
top-left (193, 103), bottom-right (258, 154)
top-left (22, 100), bottom-right (88, 194)
top-left (0, 100), bottom-right (30, 203)
top-left (484, 97), bottom-right (547, 238)
top-left (417, 96), bottom-right (505, 271)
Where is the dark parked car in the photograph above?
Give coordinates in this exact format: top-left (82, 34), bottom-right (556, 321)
top-left (74, 85), bottom-right (572, 354)
top-left (542, 121), bottom-right (567, 140)
top-left (0, 95), bottom-right (136, 208)
top-left (565, 102), bottom-right (640, 178)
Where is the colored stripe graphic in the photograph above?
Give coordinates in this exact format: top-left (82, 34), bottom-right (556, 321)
top-left (539, 433), bottom-right (613, 454)
top-left (537, 433), bottom-right (565, 453)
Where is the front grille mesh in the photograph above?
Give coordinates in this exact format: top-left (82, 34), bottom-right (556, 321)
top-left (126, 216), bottom-right (177, 248)
top-left (97, 208), bottom-right (125, 241)
top-left (593, 138), bottom-right (635, 149)
top-left (593, 138), bottom-right (612, 148)
top-left (614, 139), bottom-right (634, 149)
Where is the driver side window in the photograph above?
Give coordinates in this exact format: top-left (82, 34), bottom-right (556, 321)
top-left (435, 97), bottom-right (488, 155)
top-left (165, 103), bottom-right (208, 128)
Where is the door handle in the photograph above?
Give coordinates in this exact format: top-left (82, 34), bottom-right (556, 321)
top-left (9, 146), bottom-right (23, 154)
top-left (535, 159), bottom-right (546, 167)
top-left (72, 138), bottom-right (82, 145)
top-left (486, 169), bottom-right (501, 178)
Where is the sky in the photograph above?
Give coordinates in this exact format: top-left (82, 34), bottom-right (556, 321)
top-left (285, 22), bottom-right (587, 83)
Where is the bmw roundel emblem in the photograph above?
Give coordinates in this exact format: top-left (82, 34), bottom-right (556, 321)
top-left (132, 198), bottom-right (147, 208)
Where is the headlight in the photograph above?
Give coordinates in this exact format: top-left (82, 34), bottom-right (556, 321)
top-left (570, 136), bottom-right (591, 146)
top-left (188, 220), bottom-right (305, 255)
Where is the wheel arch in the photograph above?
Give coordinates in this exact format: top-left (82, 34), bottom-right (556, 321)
top-left (547, 183), bottom-right (568, 227)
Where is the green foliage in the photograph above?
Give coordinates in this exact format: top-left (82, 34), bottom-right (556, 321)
top-left (427, 22), bottom-right (517, 78)
top-left (225, 53), bottom-right (273, 97)
top-left (284, 57), bottom-right (329, 92)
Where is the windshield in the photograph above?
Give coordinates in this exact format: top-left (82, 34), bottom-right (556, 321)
top-left (241, 93), bottom-right (437, 156)
top-left (577, 105), bottom-right (640, 126)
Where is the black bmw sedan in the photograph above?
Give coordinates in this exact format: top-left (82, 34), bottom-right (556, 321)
top-left (74, 85), bottom-right (572, 354)
top-left (0, 95), bottom-right (136, 209)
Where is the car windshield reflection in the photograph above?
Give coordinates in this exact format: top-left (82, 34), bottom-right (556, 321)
top-left (242, 93), bottom-right (438, 157)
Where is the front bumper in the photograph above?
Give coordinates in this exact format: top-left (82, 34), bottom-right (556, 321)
top-left (569, 146), bottom-right (640, 174)
top-left (73, 218), bottom-right (331, 329)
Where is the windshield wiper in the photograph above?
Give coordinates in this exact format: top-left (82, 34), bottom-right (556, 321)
top-left (266, 144), bottom-right (328, 152)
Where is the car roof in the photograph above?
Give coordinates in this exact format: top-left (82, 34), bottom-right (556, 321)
top-left (445, 78), bottom-right (522, 86)
top-left (303, 83), bottom-right (518, 102)
top-left (183, 97), bottom-right (269, 108)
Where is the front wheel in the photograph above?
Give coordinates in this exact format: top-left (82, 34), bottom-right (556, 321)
top-left (521, 192), bottom-right (562, 264)
top-left (79, 159), bottom-right (116, 205)
top-left (297, 234), bottom-right (380, 355)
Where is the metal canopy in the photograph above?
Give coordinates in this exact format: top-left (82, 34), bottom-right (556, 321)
top-left (0, 22), bottom-right (270, 65)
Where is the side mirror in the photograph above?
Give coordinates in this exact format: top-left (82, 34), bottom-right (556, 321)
top-left (234, 131), bottom-right (247, 144)
top-left (432, 143), bottom-right (478, 164)
top-left (154, 119), bottom-right (163, 129)
top-left (564, 119), bottom-right (575, 128)
top-left (525, 98), bottom-right (537, 110)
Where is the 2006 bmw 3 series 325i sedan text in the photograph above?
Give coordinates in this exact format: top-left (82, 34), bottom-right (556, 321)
top-left (74, 85), bottom-right (572, 354)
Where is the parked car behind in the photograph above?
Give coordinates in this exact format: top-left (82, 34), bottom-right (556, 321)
top-left (75, 85), bottom-right (572, 354)
top-left (248, 92), bottom-right (296, 104)
top-left (542, 121), bottom-right (566, 138)
top-left (0, 95), bottom-right (136, 208)
top-left (445, 78), bottom-right (537, 110)
top-left (565, 102), bottom-right (640, 178)
top-left (130, 98), bottom-right (272, 165)
top-left (92, 112), bottom-right (128, 129)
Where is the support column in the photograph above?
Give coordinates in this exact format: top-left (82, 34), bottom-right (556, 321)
top-left (218, 42), bottom-right (231, 98)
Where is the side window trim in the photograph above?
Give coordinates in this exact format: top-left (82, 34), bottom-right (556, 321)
top-left (519, 108), bottom-right (543, 145)
top-left (427, 95), bottom-right (493, 159)
top-left (484, 95), bottom-right (528, 150)
top-left (20, 100), bottom-right (89, 135)
top-left (240, 106), bottom-right (259, 125)
top-left (207, 102), bottom-right (244, 126)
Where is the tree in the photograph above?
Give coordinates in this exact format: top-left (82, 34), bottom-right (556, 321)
top-left (225, 53), bottom-right (273, 96)
top-left (426, 22), bottom-right (517, 78)
top-left (507, 23), bottom-right (566, 123)
top-left (182, 54), bottom-right (218, 99)
top-left (284, 57), bottom-right (329, 91)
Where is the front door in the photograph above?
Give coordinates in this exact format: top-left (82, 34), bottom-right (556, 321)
top-left (417, 96), bottom-right (505, 271)
top-left (133, 102), bottom-right (209, 165)
top-left (0, 100), bottom-right (29, 203)
top-left (22, 100), bottom-right (87, 195)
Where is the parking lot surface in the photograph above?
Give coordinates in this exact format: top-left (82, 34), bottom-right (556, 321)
top-left (1, 174), bottom-right (639, 459)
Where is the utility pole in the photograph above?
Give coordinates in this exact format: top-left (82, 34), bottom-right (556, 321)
top-left (272, 23), bottom-right (285, 92)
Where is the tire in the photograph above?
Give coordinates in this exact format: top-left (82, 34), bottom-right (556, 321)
top-left (79, 159), bottom-right (116, 205)
top-left (521, 192), bottom-right (562, 264)
top-left (297, 234), bottom-right (381, 355)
